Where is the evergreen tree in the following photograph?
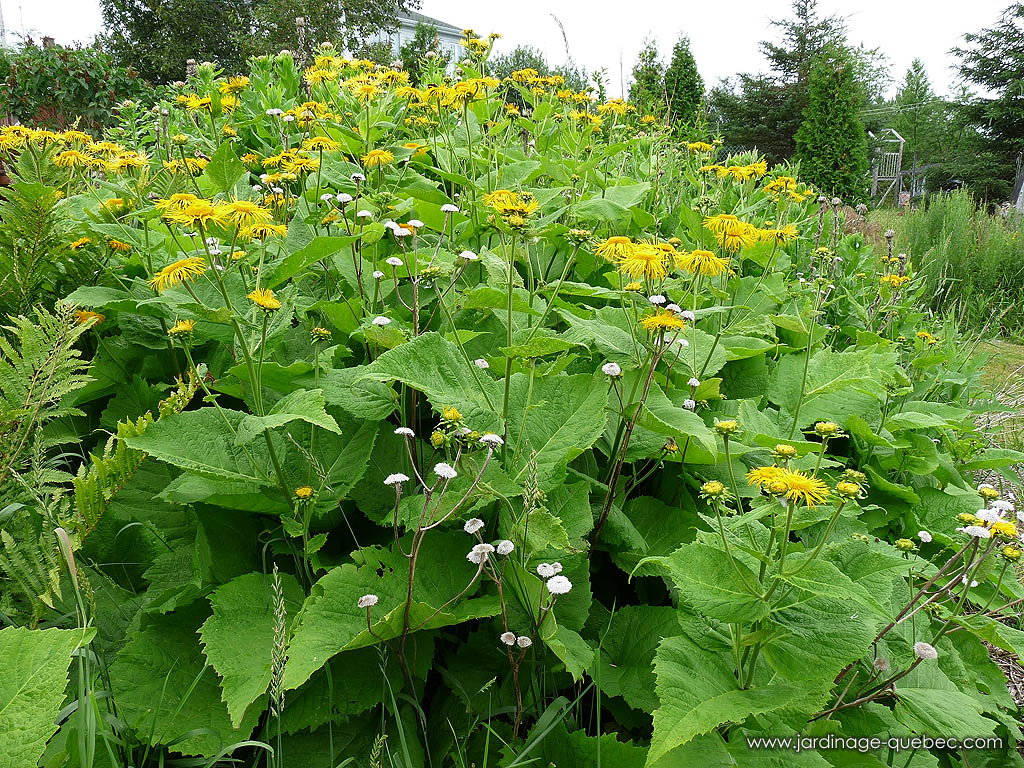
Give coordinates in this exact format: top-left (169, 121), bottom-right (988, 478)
top-left (708, 0), bottom-right (885, 161)
top-left (795, 48), bottom-right (869, 201)
top-left (892, 59), bottom-right (943, 173)
top-left (399, 22), bottom-right (450, 85)
top-left (628, 38), bottom-right (664, 114)
top-left (948, 3), bottom-right (1024, 200)
top-left (663, 35), bottom-right (703, 125)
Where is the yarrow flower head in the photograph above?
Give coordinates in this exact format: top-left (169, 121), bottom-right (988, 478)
top-left (434, 462), bottom-right (458, 480)
top-left (602, 362), bottom-right (622, 377)
top-left (464, 518), bottom-right (485, 534)
top-left (918, 530), bottom-right (932, 543)
top-left (501, 631), bottom-right (517, 646)
top-left (395, 427), bottom-right (415, 437)
top-left (517, 635), bottom-right (532, 648)
top-left (371, 316), bottom-right (391, 326)
top-left (467, 542), bottom-right (495, 564)
top-left (479, 433), bottom-right (504, 447)
top-left (496, 539), bottom-right (514, 555)
top-left (384, 473), bottom-right (409, 486)
top-left (358, 594), bottom-right (379, 608)
top-left (913, 642), bottom-right (938, 660)
top-left (536, 562), bottom-right (557, 578)
top-left (474, 358), bottom-right (489, 368)
top-left (546, 575), bottom-right (573, 595)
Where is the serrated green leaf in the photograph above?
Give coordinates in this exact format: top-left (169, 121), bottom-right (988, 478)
top-left (199, 572), bottom-right (304, 727)
top-left (235, 389), bottom-right (341, 445)
top-left (0, 627), bottom-right (88, 768)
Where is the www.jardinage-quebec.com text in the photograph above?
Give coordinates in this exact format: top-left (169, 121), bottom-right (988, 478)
top-left (745, 735), bottom-right (1004, 753)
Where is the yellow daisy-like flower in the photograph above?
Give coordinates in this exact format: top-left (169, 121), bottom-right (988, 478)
top-left (166, 199), bottom-right (230, 229)
top-left (240, 222), bottom-right (288, 240)
top-left (352, 82), bottom-right (379, 103)
top-left (247, 287), bottom-right (281, 311)
top-left (168, 319), bottom-right (196, 336)
top-left (990, 520), bottom-right (1018, 538)
top-left (362, 149), bottom-right (394, 168)
top-left (617, 242), bottom-right (668, 281)
top-left (294, 485), bottom-right (315, 500)
top-left (760, 224), bottom-right (800, 245)
top-left (74, 310), bottom-right (105, 325)
top-left (109, 239), bottom-right (132, 253)
top-left (686, 141), bottom-right (715, 153)
top-left (624, 281), bottom-right (643, 291)
top-left (594, 236), bottom-right (635, 264)
top-left (640, 308), bottom-right (687, 333)
top-left (220, 75), bottom-right (250, 95)
top-left (225, 200), bottom-right (273, 228)
top-left (53, 149), bottom-right (92, 168)
top-left (69, 237), bottom-right (92, 250)
top-left (716, 222), bottom-right (757, 252)
top-left (303, 136), bottom-right (341, 152)
top-left (149, 257), bottom-right (207, 292)
top-left (747, 466), bottom-right (830, 507)
top-left (703, 213), bottom-right (741, 234)
top-left (880, 274), bottom-right (910, 288)
top-left (282, 154), bottom-right (319, 174)
top-left (675, 250), bottom-right (731, 276)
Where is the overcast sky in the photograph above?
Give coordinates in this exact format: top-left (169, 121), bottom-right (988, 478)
top-left (0, 0), bottom-right (1009, 98)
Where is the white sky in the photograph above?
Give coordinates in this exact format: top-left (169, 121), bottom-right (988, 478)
top-left (0, 0), bottom-right (1009, 98)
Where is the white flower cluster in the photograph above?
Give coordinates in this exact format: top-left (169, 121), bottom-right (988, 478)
top-left (358, 594), bottom-right (378, 609)
top-left (500, 631), bottom-right (532, 648)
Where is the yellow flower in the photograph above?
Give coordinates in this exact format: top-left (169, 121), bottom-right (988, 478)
top-left (703, 213), bottom-right (741, 234)
top-left (835, 481), bottom-right (862, 499)
top-left (241, 222), bottom-right (289, 240)
top-left (247, 288), bottom-right (281, 311)
top-left (220, 75), bottom-right (250, 94)
top-left (991, 520), bottom-right (1018, 538)
top-left (149, 257), bottom-right (207, 292)
top-left (225, 200), bottom-right (273, 228)
top-left (282, 154), bottom-right (319, 174)
top-left (53, 149), bottom-right (92, 168)
top-left (624, 281), bottom-right (643, 291)
top-left (687, 141), bottom-right (715, 153)
top-left (303, 136), bottom-right (341, 152)
top-left (311, 326), bottom-right (332, 341)
top-left (166, 199), bottom-right (230, 229)
top-left (168, 319), bottom-right (196, 336)
top-left (675, 250), bottom-right (731, 276)
top-left (441, 406), bottom-right (463, 422)
top-left (362, 149), bottom-right (394, 168)
top-left (716, 222), bottom-right (757, 252)
top-left (69, 237), bottom-right (92, 250)
top-left (594, 236), bottom-right (634, 262)
top-left (294, 485), bottom-right (314, 500)
top-left (617, 242), bottom-right (668, 281)
top-left (74, 310), bottom-right (105, 325)
top-left (760, 224), bottom-right (800, 245)
top-left (880, 274), bottom-right (910, 288)
top-left (483, 189), bottom-right (539, 218)
top-left (109, 239), bottom-right (132, 253)
top-left (640, 308), bottom-right (687, 333)
top-left (747, 466), bottom-right (830, 507)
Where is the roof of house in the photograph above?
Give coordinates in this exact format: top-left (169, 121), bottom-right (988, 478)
top-left (398, 10), bottom-right (463, 36)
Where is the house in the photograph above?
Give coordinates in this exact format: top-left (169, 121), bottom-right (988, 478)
top-left (368, 11), bottom-right (464, 70)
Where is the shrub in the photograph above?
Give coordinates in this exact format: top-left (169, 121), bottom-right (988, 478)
top-left (0, 43), bottom-right (1022, 768)
top-left (0, 42), bottom-right (155, 132)
top-left (890, 189), bottom-right (1024, 336)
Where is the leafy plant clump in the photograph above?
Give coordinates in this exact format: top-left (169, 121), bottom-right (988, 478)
top-left (1, 37), bottom-right (1023, 768)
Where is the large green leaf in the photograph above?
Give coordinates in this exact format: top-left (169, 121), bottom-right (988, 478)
top-left (235, 388), bottom-right (341, 445)
top-left (647, 634), bottom-right (815, 766)
top-left (282, 533), bottom-right (499, 690)
top-left (506, 373), bottom-right (607, 490)
top-left (124, 407), bottom-right (274, 484)
top-left (595, 605), bottom-right (681, 711)
top-left (651, 542), bottom-right (768, 623)
top-left (109, 604), bottom-right (260, 756)
top-left (199, 572), bottom-right (304, 727)
top-left (365, 332), bottom-right (501, 431)
top-left (202, 141), bottom-right (245, 194)
top-left (0, 627), bottom-right (88, 768)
